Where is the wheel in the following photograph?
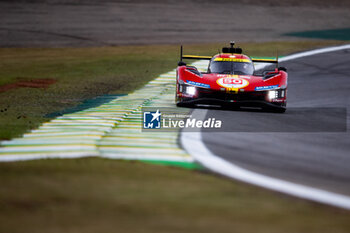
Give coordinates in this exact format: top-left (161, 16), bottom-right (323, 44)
top-left (274, 107), bottom-right (286, 113)
top-left (222, 103), bottom-right (240, 111)
top-left (176, 102), bottom-right (185, 107)
top-left (263, 106), bottom-right (286, 113)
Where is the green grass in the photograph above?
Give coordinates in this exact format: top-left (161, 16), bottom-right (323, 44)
top-left (0, 41), bottom-right (347, 140)
top-left (1, 41), bottom-right (350, 232)
top-left (0, 158), bottom-right (349, 233)
top-left (285, 28), bottom-right (350, 41)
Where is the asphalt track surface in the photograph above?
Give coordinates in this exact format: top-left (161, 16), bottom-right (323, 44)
top-left (1, 0), bottom-right (350, 47)
top-left (200, 49), bottom-right (350, 196)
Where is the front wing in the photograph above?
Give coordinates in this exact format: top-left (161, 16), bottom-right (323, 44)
top-left (176, 84), bottom-right (287, 109)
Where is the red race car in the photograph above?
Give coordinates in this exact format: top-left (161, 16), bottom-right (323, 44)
top-left (176, 42), bottom-right (287, 113)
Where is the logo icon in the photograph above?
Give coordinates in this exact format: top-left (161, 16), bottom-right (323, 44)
top-left (143, 109), bottom-right (161, 129)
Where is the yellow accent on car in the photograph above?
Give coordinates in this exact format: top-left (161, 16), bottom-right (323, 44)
top-left (251, 58), bottom-right (278, 63)
top-left (182, 55), bottom-right (212, 59)
top-left (214, 58), bottom-right (251, 62)
top-left (226, 87), bottom-right (239, 93)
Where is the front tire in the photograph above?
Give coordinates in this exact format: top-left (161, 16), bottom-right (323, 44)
top-left (274, 107), bottom-right (286, 113)
top-left (176, 102), bottom-right (195, 108)
top-left (263, 106), bottom-right (286, 113)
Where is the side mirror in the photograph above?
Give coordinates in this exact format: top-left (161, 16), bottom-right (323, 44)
top-left (178, 61), bottom-right (187, 66)
top-left (262, 70), bottom-right (276, 76)
top-left (278, 67), bottom-right (287, 72)
top-left (186, 66), bottom-right (202, 77)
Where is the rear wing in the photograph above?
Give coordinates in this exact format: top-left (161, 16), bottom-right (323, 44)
top-left (179, 44), bottom-right (279, 67)
top-left (251, 48), bottom-right (279, 67)
top-left (180, 46), bottom-right (212, 62)
top-left (182, 55), bottom-right (212, 60)
top-left (251, 58), bottom-right (278, 63)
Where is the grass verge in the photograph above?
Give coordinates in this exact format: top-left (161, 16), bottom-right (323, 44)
top-left (0, 158), bottom-right (349, 233)
top-left (0, 40), bottom-right (347, 140)
top-left (1, 41), bottom-right (350, 232)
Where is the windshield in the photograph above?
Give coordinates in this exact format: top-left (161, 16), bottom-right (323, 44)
top-left (209, 61), bottom-right (254, 75)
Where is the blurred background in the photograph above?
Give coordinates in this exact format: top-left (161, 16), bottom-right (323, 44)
top-left (1, 0), bottom-right (349, 47)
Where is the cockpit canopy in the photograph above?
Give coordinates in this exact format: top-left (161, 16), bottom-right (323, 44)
top-left (208, 57), bottom-right (254, 75)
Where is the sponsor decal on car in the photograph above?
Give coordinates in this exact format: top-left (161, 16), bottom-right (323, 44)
top-left (214, 58), bottom-right (251, 63)
top-left (186, 80), bottom-right (210, 88)
top-left (217, 74), bottom-right (238, 78)
top-left (255, 85), bottom-right (279, 91)
top-left (271, 99), bottom-right (285, 103)
top-left (217, 77), bottom-right (249, 89)
top-left (216, 74), bottom-right (250, 79)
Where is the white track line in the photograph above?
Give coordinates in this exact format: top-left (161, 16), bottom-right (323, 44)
top-left (181, 44), bottom-right (350, 210)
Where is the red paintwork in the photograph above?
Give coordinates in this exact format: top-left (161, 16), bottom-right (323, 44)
top-left (176, 53), bottom-right (288, 105)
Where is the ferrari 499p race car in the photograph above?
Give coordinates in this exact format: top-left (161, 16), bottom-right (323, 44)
top-left (176, 42), bottom-right (287, 113)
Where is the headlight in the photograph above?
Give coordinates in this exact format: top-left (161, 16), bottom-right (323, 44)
top-left (186, 86), bottom-right (196, 95)
top-left (268, 90), bottom-right (278, 99)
